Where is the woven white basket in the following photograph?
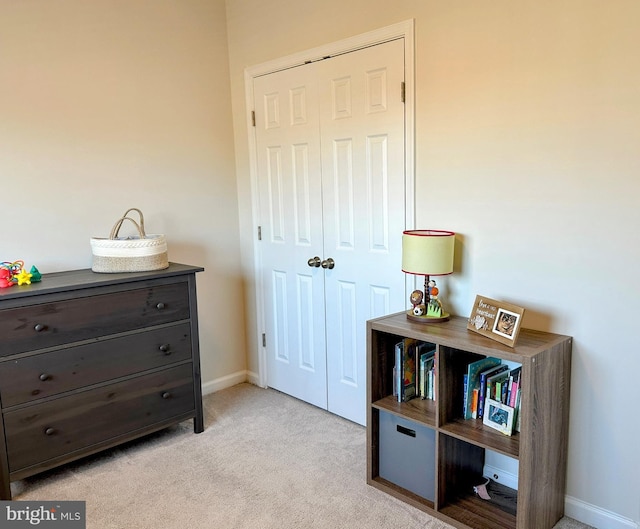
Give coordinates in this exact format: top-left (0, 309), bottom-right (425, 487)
top-left (91, 208), bottom-right (169, 273)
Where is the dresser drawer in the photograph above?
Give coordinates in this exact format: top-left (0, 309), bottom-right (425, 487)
top-left (4, 364), bottom-right (195, 472)
top-left (0, 323), bottom-right (192, 407)
top-left (0, 282), bottom-right (190, 357)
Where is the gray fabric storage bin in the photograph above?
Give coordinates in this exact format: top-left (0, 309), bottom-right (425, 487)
top-left (379, 410), bottom-right (436, 501)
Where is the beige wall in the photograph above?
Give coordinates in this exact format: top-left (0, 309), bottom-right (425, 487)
top-left (0, 0), bottom-right (246, 390)
top-left (226, 0), bottom-right (640, 526)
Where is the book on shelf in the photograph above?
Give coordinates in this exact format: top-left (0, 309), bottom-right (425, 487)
top-left (432, 353), bottom-right (438, 401)
top-left (392, 365), bottom-right (398, 398)
top-left (473, 364), bottom-right (524, 435)
top-left (471, 388), bottom-right (479, 419)
top-left (507, 366), bottom-right (521, 407)
top-left (487, 366), bottom-right (522, 406)
top-left (394, 338), bottom-right (419, 402)
top-left (498, 379), bottom-right (508, 404)
top-left (514, 387), bottom-right (522, 432)
top-left (418, 343), bottom-right (436, 400)
top-left (510, 371), bottom-right (522, 432)
top-left (478, 363), bottom-right (508, 419)
top-left (486, 368), bottom-right (510, 403)
top-left (427, 367), bottom-right (434, 400)
top-left (394, 341), bottom-right (403, 402)
top-left (402, 339), bottom-right (418, 402)
top-left (463, 374), bottom-right (468, 414)
top-left (463, 357), bottom-right (501, 419)
top-left (394, 339), bottom-right (435, 403)
top-left (458, 358), bottom-right (526, 430)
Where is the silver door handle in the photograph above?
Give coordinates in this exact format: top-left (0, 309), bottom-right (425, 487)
top-left (321, 258), bottom-right (335, 270)
top-left (307, 256), bottom-right (321, 268)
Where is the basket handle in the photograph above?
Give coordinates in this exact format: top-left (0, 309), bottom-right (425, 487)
top-left (109, 216), bottom-right (146, 240)
top-left (120, 208), bottom-right (145, 234)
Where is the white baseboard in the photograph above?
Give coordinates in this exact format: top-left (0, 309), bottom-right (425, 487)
top-left (482, 463), bottom-right (518, 491)
top-left (245, 370), bottom-right (261, 387)
top-left (201, 370), bottom-right (264, 396)
top-left (201, 370), bottom-right (250, 395)
top-left (565, 495), bottom-right (638, 529)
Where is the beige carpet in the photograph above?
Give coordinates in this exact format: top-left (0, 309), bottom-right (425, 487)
top-left (12, 383), bottom-right (593, 529)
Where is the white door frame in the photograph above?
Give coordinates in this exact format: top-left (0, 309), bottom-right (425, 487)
top-left (245, 19), bottom-right (416, 388)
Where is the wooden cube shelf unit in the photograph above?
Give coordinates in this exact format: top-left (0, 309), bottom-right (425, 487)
top-left (366, 312), bottom-right (572, 529)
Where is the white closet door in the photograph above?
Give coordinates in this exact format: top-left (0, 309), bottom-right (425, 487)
top-left (254, 64), bottom-right (328, 410)
top-left (318, 39), bottom-right (406, 424)
top-left (254, 38), bottom-right (406, 425)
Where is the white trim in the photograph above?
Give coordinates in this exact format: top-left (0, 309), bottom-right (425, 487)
top-left (402, 22), bottom-right (416, 304)
top-left (246, 20), bottom-right (415, 79)
top-left (245, 370), bottom-right (261, 387)
top-left (201, 371), bottom-right (249, 396)
top-left (402, 21), bottom-right (416, 233)
top-left (482, 463), bottom-right (518, 491)
top-left (244, 67), bottom-right (267, 388)
top-left (244, 20), bottom-right (416, 390)
top-left (565, 496), bottom-right (638, 529)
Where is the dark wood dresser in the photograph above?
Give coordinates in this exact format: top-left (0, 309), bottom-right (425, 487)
top-left (0, 262), bottom-right (204, 499)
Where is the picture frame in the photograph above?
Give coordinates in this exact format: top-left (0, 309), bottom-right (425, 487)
top-left (467, 295), bottom-right (524, 347)
top-left (482, 398), bottom-right (515, 436)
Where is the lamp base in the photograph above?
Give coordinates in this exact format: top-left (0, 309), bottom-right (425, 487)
top-left (406, 310), bottom-right (450, 324)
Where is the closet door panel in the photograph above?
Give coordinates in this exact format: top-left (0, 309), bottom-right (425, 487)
top-left (320, 39), bottom-right (406, 425)
top-left (254, 65), bottom-right (328, 409)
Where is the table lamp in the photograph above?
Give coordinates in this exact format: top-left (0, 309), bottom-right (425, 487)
top-left (402, 229), bottom-right (455, 323)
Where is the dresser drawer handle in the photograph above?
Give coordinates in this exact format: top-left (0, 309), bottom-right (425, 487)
top-left (156, 302), bottom-right (166, 310)
top-left (159, 344), bottom-right (171, 354)
top-left (34, 323), bottom-right (47, 332)
top-left (161, 392), bottom-right (172, 399)
top-left (44, 427), bottom-right (56, 436)
top-left (39, 373), bottom-right (51, 382)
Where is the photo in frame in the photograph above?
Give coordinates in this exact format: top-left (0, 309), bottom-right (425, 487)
top-left (482, 398), bottom-right (516, 436)
top-left (467, 295), bottom-right (524, 347)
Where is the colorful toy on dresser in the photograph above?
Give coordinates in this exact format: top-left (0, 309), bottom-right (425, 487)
top-left (0, 260), bottom-right (42, 288)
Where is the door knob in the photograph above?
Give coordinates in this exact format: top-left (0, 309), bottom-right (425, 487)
top-left (321, 258), bottom-right (335, 270)
top-left (307, 256), bottom-right (321, 268)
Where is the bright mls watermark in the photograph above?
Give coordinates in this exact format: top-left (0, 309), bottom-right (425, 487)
top-left (0, 502), bottom-right (85, 528)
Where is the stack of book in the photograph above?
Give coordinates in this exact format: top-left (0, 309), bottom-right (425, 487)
top-left (462, 358), bottom-right (521, 435)
top-left (393, 339), bottom-right (436, 403)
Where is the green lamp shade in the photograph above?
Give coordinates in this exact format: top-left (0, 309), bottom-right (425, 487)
top-left (402, 230), bottom-right (455, 276)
